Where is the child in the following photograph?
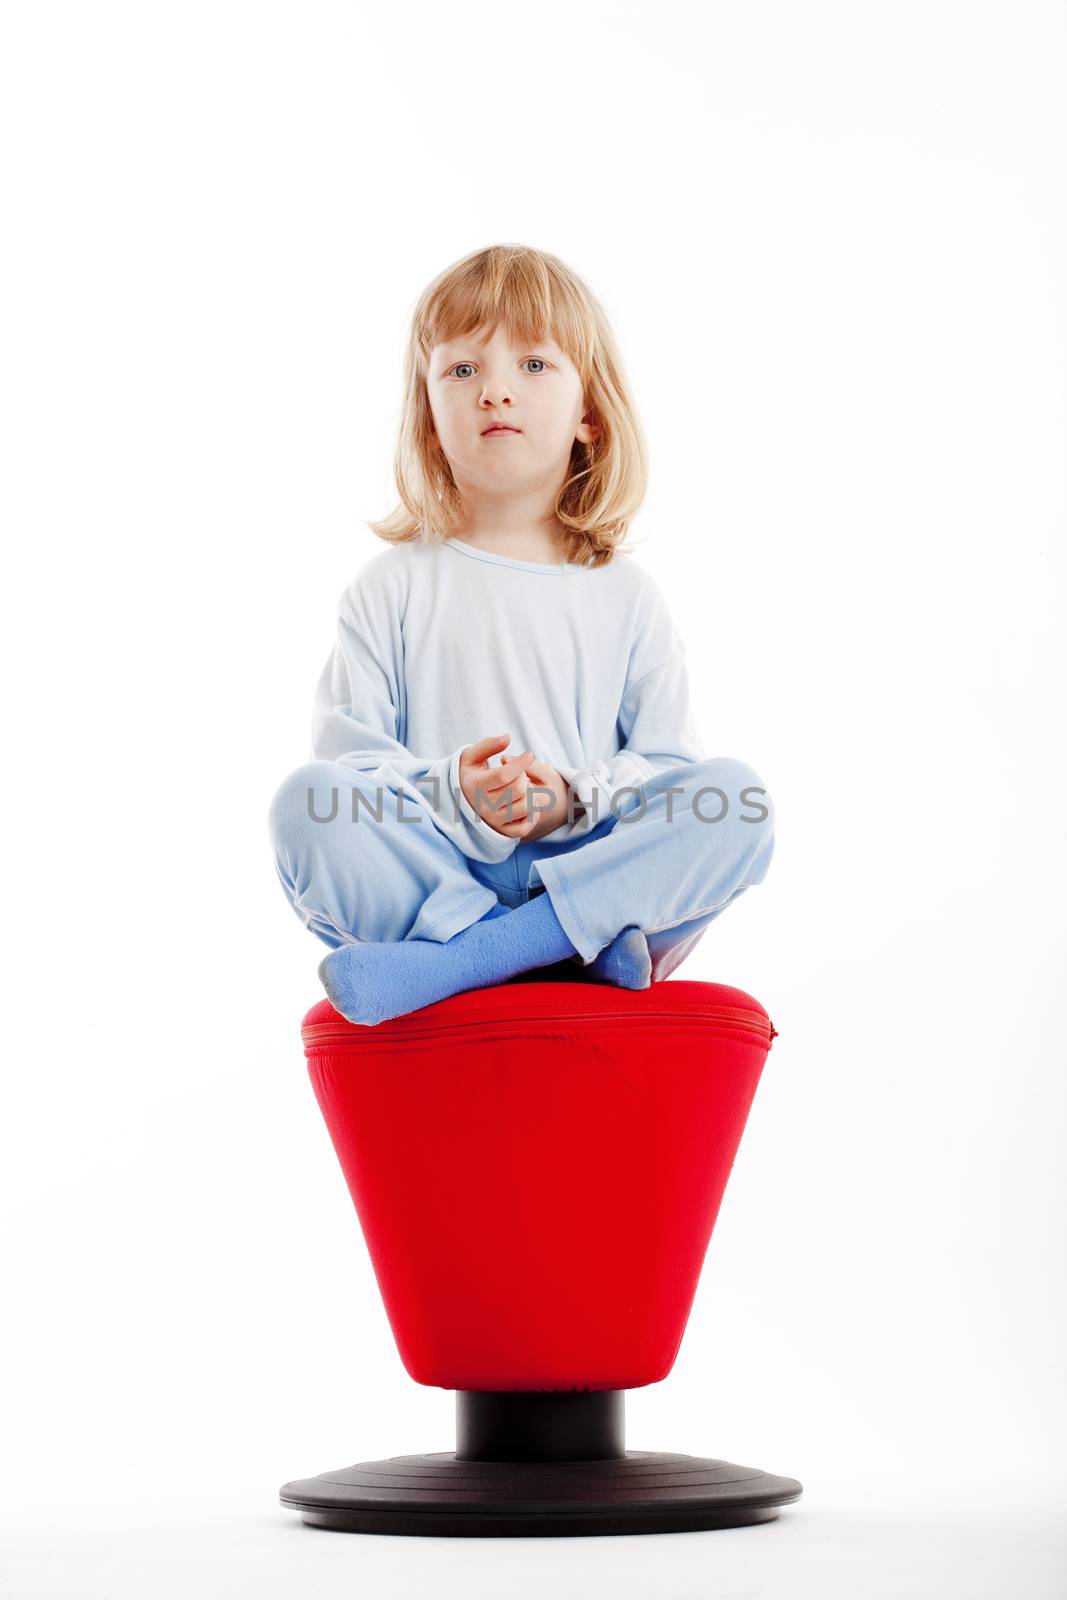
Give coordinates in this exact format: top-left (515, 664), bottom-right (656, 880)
top-left (268, 244), bottom-right (775, 1026)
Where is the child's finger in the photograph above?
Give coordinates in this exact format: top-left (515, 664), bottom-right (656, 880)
top-left (488, 750), bottom-right (534, 787)
top-left (474, 775), bottom-right (527, 820)
top-left (498, 814), bottom-right (533, 836)
top-left (467, 732), bottom-right (511, 761)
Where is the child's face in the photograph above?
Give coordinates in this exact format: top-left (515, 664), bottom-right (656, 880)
top-left (426, 322), bottom-right (596, 502)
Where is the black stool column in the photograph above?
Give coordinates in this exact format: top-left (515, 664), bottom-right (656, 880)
top-left (455, 1390), bottom-right (626, 1462)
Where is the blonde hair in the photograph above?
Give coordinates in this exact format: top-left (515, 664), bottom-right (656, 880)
top-left (367, 244), bottom-right (648, 569)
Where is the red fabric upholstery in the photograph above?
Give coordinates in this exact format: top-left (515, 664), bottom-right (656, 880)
top-left (301, 978), bottom-right (778, 1392)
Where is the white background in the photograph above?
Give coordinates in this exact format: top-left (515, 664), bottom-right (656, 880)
top-left (2, 3), bottom-right (1064, 1595)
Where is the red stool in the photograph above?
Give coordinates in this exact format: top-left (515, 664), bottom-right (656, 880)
top-left (279, 977), bottom-right (802, 1536)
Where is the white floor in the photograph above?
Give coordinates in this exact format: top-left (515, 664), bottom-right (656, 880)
top-left (5, 1495), bottom-right (1064, 1599)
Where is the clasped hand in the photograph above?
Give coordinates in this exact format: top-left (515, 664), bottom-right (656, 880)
top-left (458, 733), bottom-right (583, 843)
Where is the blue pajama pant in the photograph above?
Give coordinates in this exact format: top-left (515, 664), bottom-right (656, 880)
top-left (267, 757), bottom-right (775, 985)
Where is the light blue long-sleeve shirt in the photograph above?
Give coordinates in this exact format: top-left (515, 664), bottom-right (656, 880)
top-left (310, 534), bottom-right (706, 863)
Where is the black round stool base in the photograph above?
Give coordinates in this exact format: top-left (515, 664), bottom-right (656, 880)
top-left (279, 1450), bottom-right (803, 1537)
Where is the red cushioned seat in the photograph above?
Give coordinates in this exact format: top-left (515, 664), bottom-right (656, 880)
top-left (301, 978), bottom-right (777, 1391)
top-left (280, 977), bottom-right (801, 1537)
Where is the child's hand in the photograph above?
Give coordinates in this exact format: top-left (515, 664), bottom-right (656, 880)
top-left (459, 734), bottom-right (577, 842)
top-left (499, 755), bottom-right (577, 842)
top-left (458, 734), bottom-right (537, 835)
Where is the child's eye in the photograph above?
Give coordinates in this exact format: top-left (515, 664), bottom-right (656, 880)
top-left (446, 358), bottom-right (550, 379)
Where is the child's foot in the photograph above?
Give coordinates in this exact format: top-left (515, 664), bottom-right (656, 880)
top-left (579, 926), bottom-right (652, 990)
top-left (318, 891), bottom-right (577, 1026)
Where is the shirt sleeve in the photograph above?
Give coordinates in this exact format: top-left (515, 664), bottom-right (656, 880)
top-left (310, 566), bottom-right (519, 864)
top-left (548, 568), bottom-right (706, 840)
